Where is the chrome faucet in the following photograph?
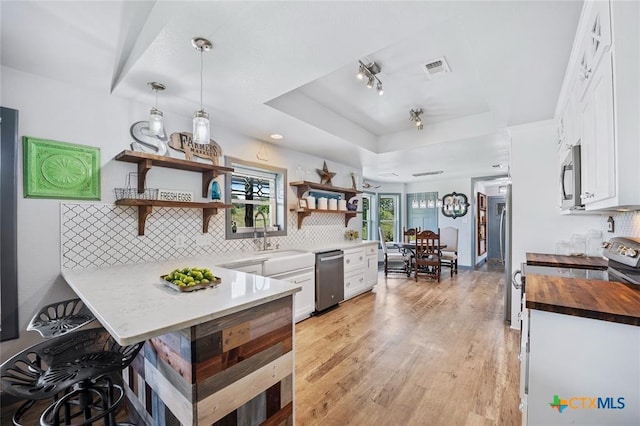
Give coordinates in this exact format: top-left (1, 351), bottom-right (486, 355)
top-left (254, 211), bottom-right (270, 251)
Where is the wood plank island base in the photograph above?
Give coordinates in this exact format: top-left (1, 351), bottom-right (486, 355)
top-left (61, 257), bottom-right (301, 425)
top-left (125, 296), bottom-right (294, 425)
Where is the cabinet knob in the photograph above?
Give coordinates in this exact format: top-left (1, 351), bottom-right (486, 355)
top-left (519, 401), bottom-right (526, 412)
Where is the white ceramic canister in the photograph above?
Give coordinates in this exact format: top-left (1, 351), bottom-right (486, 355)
top-left (328, 198), bottom-right (338, 210)
top-left (338, 199), bottom-right (347, 211)
top-left (317, 197), bottom-right (328, 210)
top-left (306, 195), bottom-right (316, 209)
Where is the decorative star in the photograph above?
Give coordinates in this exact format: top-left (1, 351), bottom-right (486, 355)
top-left (317, 161), bottom-right (336, 186)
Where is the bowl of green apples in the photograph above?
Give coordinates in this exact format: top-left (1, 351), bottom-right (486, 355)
top-left (161, 267), bottom-right (221, 292)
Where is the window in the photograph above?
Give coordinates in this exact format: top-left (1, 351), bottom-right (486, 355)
top-left (225, 157), bottom-right (287, 239)
top-left (378, 194), bottom-right (400, 242)
top-left (361, 193), bottom-right (375, 240)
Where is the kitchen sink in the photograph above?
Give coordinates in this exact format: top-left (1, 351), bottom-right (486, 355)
top-left (262, 249), bottom-right (308, 258)
top-left (262, 250), bottom-right (315, 276)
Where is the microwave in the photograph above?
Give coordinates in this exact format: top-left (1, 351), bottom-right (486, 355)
top-left (560, 144), bottom-right (583, 209)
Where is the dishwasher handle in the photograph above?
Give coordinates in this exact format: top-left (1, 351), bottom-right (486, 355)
top-left (319, 254), bottom-right (344, 262)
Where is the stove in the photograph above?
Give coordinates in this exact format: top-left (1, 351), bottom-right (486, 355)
top-left (602, 236), bottom-right (640, 285)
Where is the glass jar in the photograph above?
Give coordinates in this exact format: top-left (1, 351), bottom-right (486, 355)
top-left (569, 234), bottom-right (586, 256)
top-left (586, 229), bottom-right (603, 257)
top-left (556, 240), bottom-right (570, 256)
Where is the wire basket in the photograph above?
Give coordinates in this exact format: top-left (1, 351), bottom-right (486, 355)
top-left (114, 172), bottom-right (158, 200)
top-left (114, 187), bottom-right (158, 200)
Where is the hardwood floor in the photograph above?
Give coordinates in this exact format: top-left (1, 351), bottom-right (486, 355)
top-left (295, 268), bottom-right (521, 426)
top-left (2, 268), bottom-right (520, 425)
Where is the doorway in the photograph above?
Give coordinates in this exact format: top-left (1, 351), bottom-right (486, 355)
top-left (487, 196), bottom-right (506, 264)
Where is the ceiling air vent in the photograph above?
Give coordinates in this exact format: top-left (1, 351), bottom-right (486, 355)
top-left (423, 57), bottom-right (451, 79)
top-left (412, 170), bottom-right (444, 177)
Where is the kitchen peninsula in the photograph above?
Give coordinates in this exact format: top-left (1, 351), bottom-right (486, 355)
top-left (62, 256), bottom-right (301, 425)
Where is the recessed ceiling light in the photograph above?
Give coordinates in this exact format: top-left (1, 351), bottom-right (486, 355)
top-left (270, 134), bottom-right (284, 140)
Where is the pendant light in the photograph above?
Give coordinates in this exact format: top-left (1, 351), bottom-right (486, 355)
top-left (147, 82), bottom-right (165, 136)
top-left (191, 37), bottom-right (212, 144)
top-left (419, 193), bottom-right (427, 209)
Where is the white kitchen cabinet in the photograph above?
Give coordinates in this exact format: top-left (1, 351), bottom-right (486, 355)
top-left (556, 0), bottom-right (640, 211)
top-left (575, 0), bottom-right (612, 101)
top-left (524, 310), bottom-right (639, 425)
top-left (365, 244), bottom-right (378, 289)
top-left (580, 50), bottom-right (615, 205)
top-left (268, 268), bottom-right (315, 322)
top-left (343, 247), bottom-right (367, 300)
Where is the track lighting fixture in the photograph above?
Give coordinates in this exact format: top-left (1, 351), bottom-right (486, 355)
top-left (409, 108), bottom-right (424, 130)
top-left (147, 82), bottom-right (165, 136)
top-left (191, 37), bottom-right (212, 145)
top-left (356, 60), bottom-right (384, 95)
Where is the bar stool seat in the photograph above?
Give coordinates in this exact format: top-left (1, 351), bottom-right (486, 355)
top-left (27, 298), bottom-right (95, 339)
top-left (1, 328), bottom-right (142, 425)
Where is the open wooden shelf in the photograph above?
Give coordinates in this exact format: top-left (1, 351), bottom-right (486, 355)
top-left (289, 208), bottom-right (361, 229)
top-left (116, 199), bottom-right (231, 235)
top-left (477, 192), bottom-right (487, 256)
top-left (289, 181), bottom-right (362, 200)
top-left (289, 181), bottom-right (363, 229)
top-left (115, 150), bottom-right (233, 198)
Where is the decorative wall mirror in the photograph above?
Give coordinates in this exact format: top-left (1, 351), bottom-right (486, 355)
top-left (441, 192), bottom-right (469, 219)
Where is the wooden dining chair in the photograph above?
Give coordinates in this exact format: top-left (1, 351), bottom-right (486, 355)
top-left (440, 226), bottom-right (459, 276)
top-left (402, 226), bottom-right (420, 243)
top-left (379, 227), bottom-right (408, 276)
top-left (414, 229), bottom-right (441, 282)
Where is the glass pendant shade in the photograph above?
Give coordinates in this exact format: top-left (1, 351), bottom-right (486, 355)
top-left (411, 199), bottom-right (419, 209)
top-left (192, 110), bottom-right (210, 144)
top-left (419, 199), bottom-right (427, 209)
top-left (148, 108), bottom-right (164, 136)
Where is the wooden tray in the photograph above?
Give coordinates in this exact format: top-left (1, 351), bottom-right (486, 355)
top-left (160, 275), bottom-right (222, 292)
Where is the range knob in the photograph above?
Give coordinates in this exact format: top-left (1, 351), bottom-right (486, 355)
top-left (624, 248), bottom-right (639, 258)
top-left (601, 241), bottom-right (611, 249)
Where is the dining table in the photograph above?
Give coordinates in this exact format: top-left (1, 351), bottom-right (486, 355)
top-left (392, 241), bottom-right (447, 275)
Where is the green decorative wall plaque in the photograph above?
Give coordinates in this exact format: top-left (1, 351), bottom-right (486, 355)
top-left (23, 137), bottom-right (101, 200)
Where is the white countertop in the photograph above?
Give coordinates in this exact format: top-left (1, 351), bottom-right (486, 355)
top-left (62, 255), bottom-right (301, 346)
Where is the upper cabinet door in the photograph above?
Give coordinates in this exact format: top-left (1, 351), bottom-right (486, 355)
top-left (580, 51), bottom-right (615, 205)
top-left (576, 1), bottom-right (612, 101)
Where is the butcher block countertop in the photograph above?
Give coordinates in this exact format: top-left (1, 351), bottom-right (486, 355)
top-left (526, 274), bottom-right (640, 326)
top-left (526, 252), bottom-right (608, 270)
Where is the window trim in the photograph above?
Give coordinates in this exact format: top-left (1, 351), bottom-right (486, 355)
top-left (224, 156), bottom-right (287, 240)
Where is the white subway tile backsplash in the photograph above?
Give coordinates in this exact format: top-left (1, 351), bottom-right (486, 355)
top-left (61, 203), bottom-right (349, 270)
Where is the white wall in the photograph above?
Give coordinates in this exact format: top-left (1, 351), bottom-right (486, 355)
top-left (509, 119), bottom-right (602, 327)
top-left (0, 66), bottom-right (361, 359)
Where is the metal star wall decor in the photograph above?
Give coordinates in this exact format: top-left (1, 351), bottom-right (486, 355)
top-left (317, 161), bottom-right (336, 186)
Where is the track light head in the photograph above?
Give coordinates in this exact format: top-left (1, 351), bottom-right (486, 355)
top-left (357, 60), bottom-right (383, 94)
top-left (366, 76), bottom-right (374, 88)
top-left (409, 108), bottom-right (424, 130)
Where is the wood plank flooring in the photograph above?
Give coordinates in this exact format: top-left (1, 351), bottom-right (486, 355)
top-left (295, 268), bottom-right (521, 426)
top-left (2, 268), bottom-right (520, 425)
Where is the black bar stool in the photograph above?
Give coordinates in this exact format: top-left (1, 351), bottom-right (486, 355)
top-left (1, 328), bottom-right (142, 425)
top-left (27, 298), bottom-right (95, 339)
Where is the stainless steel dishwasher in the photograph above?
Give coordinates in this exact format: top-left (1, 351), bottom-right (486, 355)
top-left (315, 250), bottom-right (344, 312)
